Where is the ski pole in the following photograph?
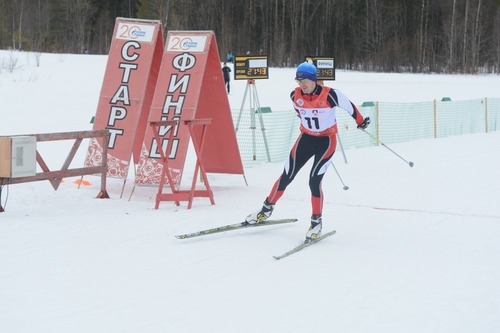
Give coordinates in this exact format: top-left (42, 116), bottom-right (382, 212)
top-left (359, 128), bottom-right (414, 167)
top-left (330, 161), bottom-right (349, 190)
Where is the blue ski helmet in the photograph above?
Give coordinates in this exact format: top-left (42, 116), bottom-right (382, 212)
top-left (295, 62), bottom-right (317, 81)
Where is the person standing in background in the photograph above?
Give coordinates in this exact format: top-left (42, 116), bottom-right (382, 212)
top-left (226, 51), bottom-right (234, 63)
top-left (222, 62), bottom-right (231, 94)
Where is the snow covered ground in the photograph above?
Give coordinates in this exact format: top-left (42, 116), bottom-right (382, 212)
top-left (1, 50), bottom-right (500, 333)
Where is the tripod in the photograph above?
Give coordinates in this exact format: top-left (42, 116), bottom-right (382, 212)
top-left (235, 80), bottom-right (271, 161)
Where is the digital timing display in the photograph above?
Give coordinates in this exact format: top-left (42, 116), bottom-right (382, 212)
top-left (305, 56), bottom-right (336, 80)
top-left (234, 56), bottom-right (269, 80)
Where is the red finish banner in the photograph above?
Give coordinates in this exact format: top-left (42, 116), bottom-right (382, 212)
top-left (85, 18), bottom-right (163, 179)
top-left (135, 31), bottom-right (243, 186)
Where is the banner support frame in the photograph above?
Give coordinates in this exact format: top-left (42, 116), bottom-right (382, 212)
top-left (149, 119), bottom-right (215, 209)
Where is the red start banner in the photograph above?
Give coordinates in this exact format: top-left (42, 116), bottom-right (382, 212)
top-left (135, 31), bottom-right (243, 186)
top-left (85, 18), bottom-right (164, 178)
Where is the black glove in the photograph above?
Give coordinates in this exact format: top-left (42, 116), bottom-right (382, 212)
top-left (357, 117), bottom-right (371, 129)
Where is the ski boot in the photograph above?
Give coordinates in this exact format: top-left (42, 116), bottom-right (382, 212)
top-left (245, 199), bottom-right (274, 225)
top-left (305, 214), bottom-right (322, 242)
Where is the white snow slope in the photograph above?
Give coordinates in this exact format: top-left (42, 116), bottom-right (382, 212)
top-left (1, 50), bottom-right (500, 333)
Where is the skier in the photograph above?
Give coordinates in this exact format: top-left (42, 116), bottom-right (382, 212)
top-left (245, 62), bottom-right (371, 242)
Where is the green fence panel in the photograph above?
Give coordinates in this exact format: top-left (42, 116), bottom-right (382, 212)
top-left (378, 101), bottom-right (435, 143)
top-left (488, 98), bottom-right (500, 132)
top-left (436, 98), bottom-right (486, 138)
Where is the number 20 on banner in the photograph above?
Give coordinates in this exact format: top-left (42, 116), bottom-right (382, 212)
top-left (167, 35), bottom-right (207, 53)
top-left (116, 23), bottom-right (155, 43)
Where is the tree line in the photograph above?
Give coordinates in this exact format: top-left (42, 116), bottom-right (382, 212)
top-left (2, 0), bottom-right (500, 73)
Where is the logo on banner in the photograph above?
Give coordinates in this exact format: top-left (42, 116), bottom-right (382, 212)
top-left (167, 36), bottom-right (207, 52)
top-left (116, 23), bottom-right (155, 42)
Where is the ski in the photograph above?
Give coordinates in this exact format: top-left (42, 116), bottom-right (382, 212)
top-left (273, 230), bottom-right (336, 260)
top-left (175, 218), bottom-right (298, 239)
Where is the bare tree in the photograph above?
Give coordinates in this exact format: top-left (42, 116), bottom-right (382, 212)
top-left (418, 0), bottom-right (430, 70)
top-left (462, 0), bottom-right (470, 72)
top-left (68, 0), bottom-right (95, 53)
top-left (449, 0), bottom-right (457, 71)
top-left (495, 9), bottom-right (500, 72)
top-left (10, 0), bottom-right (28, 50)
top-left (471, 0), bottom-right (483, 72)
